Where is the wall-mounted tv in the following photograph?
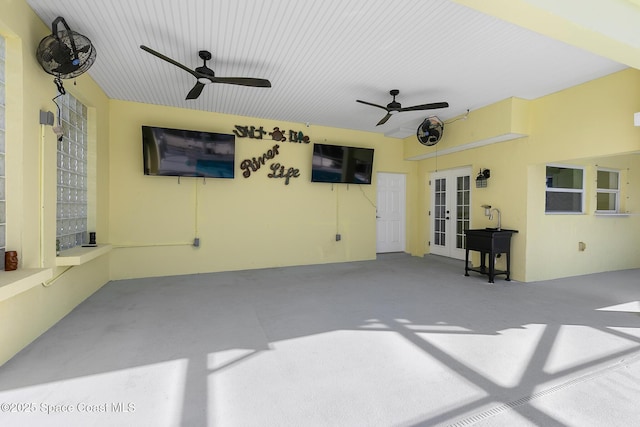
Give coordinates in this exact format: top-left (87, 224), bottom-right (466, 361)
top-left (311, 143), bottom-right (374, 184)
top-left (142, 125), bottom-right (235, 178)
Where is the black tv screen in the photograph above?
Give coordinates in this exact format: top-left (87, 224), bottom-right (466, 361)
top-left (311, 143), bottom-right (374, 184)
top-left (142, 125), bottom-right (235, 178)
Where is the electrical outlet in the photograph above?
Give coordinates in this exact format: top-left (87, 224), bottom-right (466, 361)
top-left (193, 238), bottom-right (200, 247)
top-left (335, 234), bottom-right (341, 241)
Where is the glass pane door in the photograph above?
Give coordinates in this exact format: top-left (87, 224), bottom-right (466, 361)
top-left (434, 177), bottom-right (446, 247)
top-left (430, 168), bottom-right (471, 260)
top-left (456, 175), bottom-right (470, 250)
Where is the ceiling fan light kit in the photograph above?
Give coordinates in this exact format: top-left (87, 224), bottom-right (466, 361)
top-left (140, 45), bottom-right (271, 100)
top-left (357, 89), bottom-right (449, 126)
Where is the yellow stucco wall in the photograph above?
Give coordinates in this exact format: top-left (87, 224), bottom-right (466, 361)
top-left (412, 69), bottom-right (640, 282)
top-left (0, 0), bottom-right (111, 365)
top-left (108, 100), bottom-right (419, 279)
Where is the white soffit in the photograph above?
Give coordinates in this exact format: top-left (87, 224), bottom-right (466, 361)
top-left (456, 0), bottom-right (640, 69)
top-left (522, 0), bottom-right (640, 49)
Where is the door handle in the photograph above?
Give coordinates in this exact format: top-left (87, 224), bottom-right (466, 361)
top-left (446, 217), bottom-right (450, 220)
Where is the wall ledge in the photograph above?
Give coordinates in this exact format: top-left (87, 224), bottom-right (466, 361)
top-left (406, 132), bottom-right (527, 161)
top-left (594, 212), bottom-right (633, 217)
top-left (56, 244), bottom-right (112, 266)
top-left (0, 268), bottom-right (53, 302)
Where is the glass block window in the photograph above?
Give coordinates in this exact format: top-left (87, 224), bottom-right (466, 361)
top-left (596, 168), bottom-right (620, 212)
top-left (0, 36), bottom-right (6, 254)
top-left (56, 92), bottom-right (88, 250)
top-left (545, 165), bottom-right (585, 213)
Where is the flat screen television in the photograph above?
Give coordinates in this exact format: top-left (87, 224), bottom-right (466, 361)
top-left (142, 125), bottom-right (235, 178)
top-left (311, 143), bottom-right (374, 184)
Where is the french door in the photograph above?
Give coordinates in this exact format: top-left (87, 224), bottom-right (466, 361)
top-left (430, 167), bottom-right (471, 260)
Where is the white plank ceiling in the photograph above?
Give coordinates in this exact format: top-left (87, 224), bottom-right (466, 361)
top-left (25, 0), bottom-right (628, 138)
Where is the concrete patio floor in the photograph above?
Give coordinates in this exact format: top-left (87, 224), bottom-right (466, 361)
top-left (1, 254), bottom-right (639, 426)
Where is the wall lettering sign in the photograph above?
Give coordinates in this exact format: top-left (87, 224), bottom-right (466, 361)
top-left (233, 125), bottom-right (310, 144)
top-left (240, 144), bottom-right (280, 178)
top-left (270, 127), bottom-right (286, 141)
top-left (233, 125), bottom-right (267, 140)
top-left (239, 143), bottom-right (301, 185)
top-left (268, 163), bottom-right (300, 185)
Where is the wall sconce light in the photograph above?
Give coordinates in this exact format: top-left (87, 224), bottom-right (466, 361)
top-left (476, 168), bottom-right (490, 188)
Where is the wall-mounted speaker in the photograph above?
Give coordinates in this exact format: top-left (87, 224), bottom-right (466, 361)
top-left (39, 110), bottom-right (54, 126)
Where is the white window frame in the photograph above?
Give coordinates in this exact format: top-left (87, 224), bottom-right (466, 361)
top-left (595, 167), bottom-right (620, 213)
top-left (545, 164), bottom-right (585, 214)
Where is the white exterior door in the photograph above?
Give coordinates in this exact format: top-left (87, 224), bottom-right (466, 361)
top-left (376, 172), bottom-right (406, 253)
top-left (430, 167), bottom-right (471, 260)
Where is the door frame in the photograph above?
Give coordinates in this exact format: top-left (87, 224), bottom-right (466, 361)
top-left (376, 172), bottom-right (406, 253)
top-left (429, 167), bottom-right (472, 260)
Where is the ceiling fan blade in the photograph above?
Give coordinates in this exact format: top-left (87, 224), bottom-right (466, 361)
top-left (400, 102), bottom-right (449, 112)
top-left (357, 100), bottom-right (388, 110)
top-left (376, 113), bottom-right (393, 126)
top-left (186, 82), bottom-right (205, 100)
top-left (211, 77), bottom-right (271, 88)
top-left (140, 45), bottom-right (200, 79)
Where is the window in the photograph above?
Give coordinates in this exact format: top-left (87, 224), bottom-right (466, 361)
top-left (545, 165), bottom-right (585, 213)
top-left (0, 36), bottom-right (5, 256)
top-left (596, 168), bottom-right (620, 213)
top-left (56, 92), bottom-right (88, 250)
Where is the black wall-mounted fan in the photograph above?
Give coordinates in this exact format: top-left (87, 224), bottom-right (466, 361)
top-left (36, 17), bottom-right (96, 79)
top-left (357, 89), bottom-right (448, 126)
top-left (140, 45), bottom-right (271, 100)
top-left (417, 116), bottom-right (444, 146)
